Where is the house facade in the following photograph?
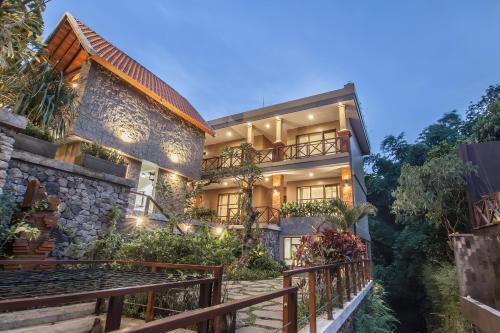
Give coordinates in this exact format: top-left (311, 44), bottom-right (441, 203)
top-left (199, 84), bottom-right (371, 263)
top-left (43, 13), bottom-right (214, 219)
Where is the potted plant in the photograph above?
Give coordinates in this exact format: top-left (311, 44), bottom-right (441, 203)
top-left (13, 122), bottom-right (57, 158)
top-left (76, 142), bottom-right (127, 177)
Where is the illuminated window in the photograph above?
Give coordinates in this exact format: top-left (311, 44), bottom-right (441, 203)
top-left (297, 184), bottom-right (339, 202)
top-left (284, 237), bottom-right (302, 265)
top-left (217, 193), bottom-right (240, 222)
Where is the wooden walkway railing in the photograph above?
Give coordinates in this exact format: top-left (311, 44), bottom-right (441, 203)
top-left (283, 259), bottom-right (371, 333)
top-left (472, 192), bottom-right (500, 229)
top-left (121, 287), bottom-right (299, 333)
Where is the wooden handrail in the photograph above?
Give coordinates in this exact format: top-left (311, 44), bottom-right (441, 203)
top-left (202, 136), bottom-right (349, 172)
top-left (283, 259), bottom-right (371, 333)
top-left (472, 192), bottom-right (500, 229)
top-left (121, 286), bottom-right (299, 333)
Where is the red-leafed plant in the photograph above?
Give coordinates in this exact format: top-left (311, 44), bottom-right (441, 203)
top-left (295, 227), bottom-right (366, 266)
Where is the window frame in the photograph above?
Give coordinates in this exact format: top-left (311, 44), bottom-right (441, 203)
top-left (296, 184), bottom-right (340, 202)
top-left (217, 192), bottom-right (241, 221)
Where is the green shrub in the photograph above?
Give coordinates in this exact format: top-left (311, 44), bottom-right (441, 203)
top-left (81, 142), bottom-right (125, 165)
top-left (226, 244), bottom-right (285, 280)
top-left (280, 200), bottom-right (339, 218)
top-left (354, 283), bottom-right (399, 333)
top-left (185, 206), bottom-right (217, 221)
top-left (24, 122), bottom-right (54, 142)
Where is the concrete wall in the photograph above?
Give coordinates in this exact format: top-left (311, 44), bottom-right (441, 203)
top-left (73, 62), bottom-right (205, 180)
top-left (6, 150), bottom-right (134, 258)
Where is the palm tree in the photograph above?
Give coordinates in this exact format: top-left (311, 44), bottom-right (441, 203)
top-left (327, 198), bottom-right (377, 233)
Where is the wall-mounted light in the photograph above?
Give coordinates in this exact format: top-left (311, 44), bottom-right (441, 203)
top-left (223, 181), bottom-right (228, 186)
top-left (227, 131), bottom-right (232, 137)
top-left (309, 172), bottom-right (314, 177)
top-left (308, 114), bottom-right (314, 120)
top-left (264, 177), bottom-right (270, 182)
top-left (120, 132), bottom-right (133, 143)
top-left (265, 123), bottom-right (271, 129)
top-left (214, 226), bottom-right (224, 236)
top-left (170, 153), bottom-right (179, 163)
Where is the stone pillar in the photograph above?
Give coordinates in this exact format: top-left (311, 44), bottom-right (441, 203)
top-left (0, 110), bottom-right (27, 190)
top-left (341, 167), bottom-right (353, 206)
top-left (246, 123), bottom-right (254, 145)
top-left (337, 104), bottom-right (351, 153)
top-left (272, 174), bottom-right (285, 210)
top-left (272, 117), bottom-right (285, 161)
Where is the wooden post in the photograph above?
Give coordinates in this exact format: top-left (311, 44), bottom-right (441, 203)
top-left (105, 295), bottom-right (124, 332)
top-left (308, 271), bottom-right (316, 333)
top-left (145, 266), bottom-right (157, 322)
top-left (325, 269), bottom-right (333, 320)
top-left (351, 262), bottom-right (357, 294)
top-left (197, 282), bottom-right (212, 333)
top-left (345, 263), bottom-right (351, 301)
top-left (212, 266), bottom-right (223, 333)
top-left (283, 275), bottom-right (292, 333)
top-left (361, 261), bottom-right (366, 286)
top-left (227, 311), bottom-right (236, 333)
top-left (336, 266), bottom-right (343, 308)
top-left (288, 290), bottom-right (298, 333)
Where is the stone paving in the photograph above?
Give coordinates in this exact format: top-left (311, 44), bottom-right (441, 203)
top-left (225, 278), bottom-right (286, 332)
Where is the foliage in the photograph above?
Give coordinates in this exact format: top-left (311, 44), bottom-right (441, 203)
top-left (392, 154), bottom-right (474, 235)
top-left (295, 227), bottom-right (366, 265)
top-left (85, 205), bottom-right (124, 260)
top-left (0, 189), bottom-right (40, 257)
top-left (421, 263), bottom-right (478, 333)
top-left (226, 245), bottom-right (285, 280)
top-left (24, 121), bottom-right (54, 142)
top-left (280, 200), bottom-right (339, 218)
top-left (81, 142), bottom-right (125, 165)
top-left (326, 198), bottom-right (376, 231)
top-left (464, 85), bottom-right (500, 143)
top-left (0, 0), bottom-right (45, 69)
top-left (184, 206), bottom-right (217, 221)
top-left (354, 283), bottom-right (399, 333)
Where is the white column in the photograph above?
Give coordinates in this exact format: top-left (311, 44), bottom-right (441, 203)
top-left (275, 117), bottom-right (282, 143)
top-left (338, 104), bottom-right (347, 131)
top-left (246, 123), bottom-right (254, 145)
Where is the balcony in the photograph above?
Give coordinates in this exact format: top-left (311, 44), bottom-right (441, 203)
top-left (202, 136), bottom-right (349, 172)
top-left (215, 206), bottom-right (280, 225)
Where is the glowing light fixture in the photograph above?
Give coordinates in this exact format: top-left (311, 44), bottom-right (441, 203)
top-left (227, 131), bottom-right (232, 137)
top-left (308, 114), bottom-right (314, 120)
top-left (214, 226), bottom-right (224, 236)
top-left (170, 153), bottom-right (179, 163)
top-left (223, 181), bottom-right (228, 186)
top-left (265, 123), bottom-right (271, 129)
top-left (309, 172), bottom-right (314, 177)
top-left (71, 82), bottom-right (78, 88)
top-left (136, 216), bottom-right (144, 227)
top-left (120, 132), bottom-right (133, 143)
top-left (264, 177), bottom-right (270, 182)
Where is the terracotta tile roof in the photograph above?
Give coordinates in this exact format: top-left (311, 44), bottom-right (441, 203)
top-left (57, 13), bottom-right (214, 135)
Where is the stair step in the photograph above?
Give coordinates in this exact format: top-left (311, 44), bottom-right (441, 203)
top-left (0, 302), bottom-right (95, 330)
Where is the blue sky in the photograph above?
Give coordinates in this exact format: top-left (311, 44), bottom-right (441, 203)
top-left (43, 1), bottom-right (500, 151)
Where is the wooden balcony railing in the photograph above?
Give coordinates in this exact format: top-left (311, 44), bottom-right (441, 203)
top-left (215, 206), bottom-right (280, 225)
top-left (472, 192), bottom-right (500, 229)
top-left (202, 136), bottom-right (349, 172)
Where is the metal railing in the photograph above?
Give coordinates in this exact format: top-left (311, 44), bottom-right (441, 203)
top-left (283, 259), bottom-right (372, 333)
top-left (472, 192), bottom-right (500, 229)
top-left (121, 286), bottom-right (299, 333)
top-left (202, 136), bottom-right (349, 172)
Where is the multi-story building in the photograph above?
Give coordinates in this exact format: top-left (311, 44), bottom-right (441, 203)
top-left (199, 84), bottom-right (371, 263)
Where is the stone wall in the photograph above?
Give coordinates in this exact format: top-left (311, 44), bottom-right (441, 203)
top-left (0, 111), bottom-right (26, 189)
top-left (73, 61), bottom-right (205, 180)
top-left (5, 150), bottom-right (134, 258)
top-left (154, 169), bottom-right (188, 217)
top-left (260, 227), bottom-right (280, 260)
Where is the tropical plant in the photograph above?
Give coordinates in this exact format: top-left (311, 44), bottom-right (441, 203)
top-left (280, 200), bottom-right (339, 218)
top-left (81, 142), bottom-right (125, 165)
top-left (295, 227), bottom-right (366, 265)
top-left (185, 206), bottom-right (217, 221)
top-left (354, 283), bottom-right (399, 333)
top-left (326, 198), bottom-right (376, 232)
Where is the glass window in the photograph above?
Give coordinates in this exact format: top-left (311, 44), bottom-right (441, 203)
top-left (297, 184), bottom-right (340, 202)
top-left (284, 237), bottom-right (302, 265)
top-left (217, 193), bottom-right (240, 222)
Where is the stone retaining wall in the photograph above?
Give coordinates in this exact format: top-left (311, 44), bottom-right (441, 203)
top-left (5, 150), bottom-right (134, 258)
